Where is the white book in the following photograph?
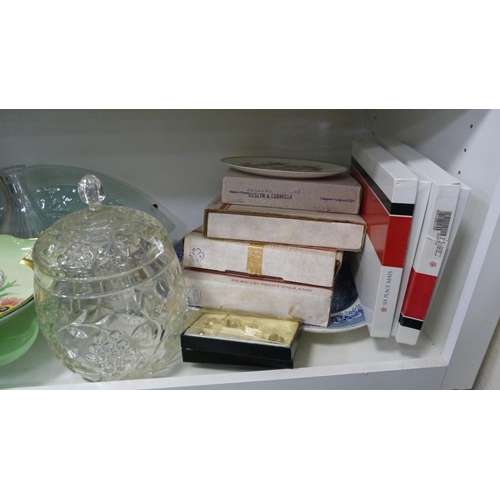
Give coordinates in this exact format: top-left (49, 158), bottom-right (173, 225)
top-left (349, 140), bottom-right (419, 338)
top-left (376, 137), bottom-right (464, 345)
top-left (388, 165), bottom-right (432, 337)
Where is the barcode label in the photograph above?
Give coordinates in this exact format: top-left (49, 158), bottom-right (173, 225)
top-left (433, 210), bottom-right (452, 237)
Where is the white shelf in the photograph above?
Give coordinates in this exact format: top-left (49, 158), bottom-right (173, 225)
top-left (0, 326), bottom-right (446, 390)
top-left (1, 109), bottom-right (499, 390)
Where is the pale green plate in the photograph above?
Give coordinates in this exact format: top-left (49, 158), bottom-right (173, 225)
top-left (0, 299), bottom-right (38, 366)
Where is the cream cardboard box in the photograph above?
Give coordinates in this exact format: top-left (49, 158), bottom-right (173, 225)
top-left (183, 229), bottom-right (343, 288)
top-left (203, 197), bottom-right (366, 252)
top-left (221, 168), bottom-right (362, 214)
top-left (183, 268), bottom-right (333, 327)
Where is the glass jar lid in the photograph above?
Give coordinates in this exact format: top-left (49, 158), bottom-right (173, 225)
top-left (33, 174), bottom-right (171, 283)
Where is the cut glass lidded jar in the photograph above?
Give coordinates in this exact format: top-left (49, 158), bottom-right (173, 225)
top-left (32, 174), bottom-right (188, 382)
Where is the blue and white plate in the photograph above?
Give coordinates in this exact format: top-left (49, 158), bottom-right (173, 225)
top-left (302, 297), bottom-right (366, 333)
top-left (174, 239), bottom-right (184, 263)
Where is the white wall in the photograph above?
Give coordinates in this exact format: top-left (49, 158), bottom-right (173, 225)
top-left (0, 109), bottom-right (366, 243)
top-left (474, 320), bottom-right (500, 389)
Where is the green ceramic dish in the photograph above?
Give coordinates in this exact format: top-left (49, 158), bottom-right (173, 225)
top-left (0, 235), bottom-right (38, 366)
top-left (0, 299), bottom-right (38, 366)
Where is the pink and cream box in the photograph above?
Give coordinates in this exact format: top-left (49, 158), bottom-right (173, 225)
top-left (183, 229), bottom-right (343, 287)
top-left (203, 197), bottom-right (366, 252)
top-left (183, 268), bottom-right (333, 327)
top-left (221, 168), bottom-right (362, 214)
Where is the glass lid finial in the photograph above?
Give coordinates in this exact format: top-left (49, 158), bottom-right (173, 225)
top-left (78, 174), bottom-right (106, 209)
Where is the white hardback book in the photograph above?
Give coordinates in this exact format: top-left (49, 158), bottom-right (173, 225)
top-left (389, 166), bottom-right (432, 338)
top-left (349, 140), bottom-right (419, 338)
top-left (376, 137), bottom-right (464, 345)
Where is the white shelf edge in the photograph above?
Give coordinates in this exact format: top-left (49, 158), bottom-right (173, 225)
top-left (4, 329), bottom-right (447, 390)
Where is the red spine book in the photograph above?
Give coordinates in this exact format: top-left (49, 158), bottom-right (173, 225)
top-left (348, 140), bottom-right (418, 338)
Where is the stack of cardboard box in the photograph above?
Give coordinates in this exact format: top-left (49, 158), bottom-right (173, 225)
top-left (181, 165), bottom-right (365, 328)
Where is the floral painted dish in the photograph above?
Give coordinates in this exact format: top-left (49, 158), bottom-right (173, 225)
top-left (0, 235), bottom-right (36, 319)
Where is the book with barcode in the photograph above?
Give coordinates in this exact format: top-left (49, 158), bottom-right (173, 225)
top-left (376, 137), bottom-right (464, 345)
top-left (348, 140), bottom-right (419, 338)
